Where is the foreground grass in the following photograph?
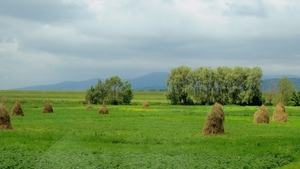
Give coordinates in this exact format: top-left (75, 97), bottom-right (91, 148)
top-left (0, 103), bottom-right (300, 168)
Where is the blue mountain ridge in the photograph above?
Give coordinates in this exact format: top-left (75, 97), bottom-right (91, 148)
top-left (15, 72), bottom-right (300, 91)
top-left (16, 72), bottom-right (169, 91)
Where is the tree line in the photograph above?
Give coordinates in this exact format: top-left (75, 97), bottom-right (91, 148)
top-left (86, 76), bottom-right (133, 105)
top-left (165, 66), bottom-right (263, 105)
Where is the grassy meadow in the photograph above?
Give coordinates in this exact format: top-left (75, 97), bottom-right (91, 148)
top-left (1, 90), bottom-right (300, 168)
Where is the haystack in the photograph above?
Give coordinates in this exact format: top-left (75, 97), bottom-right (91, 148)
top-left (86, 101), bottom-right (93, 109)
top-left (0, 103), bottom-right (13, 130)
top-left (202, 102), bottom-right (225, 135)
top-left (12, 100), bottom-right (24, 116)
top-left (99, 105), bottom-right (109, 114)
top-left (142, 101), bottom-right (149, 108)
top-left (253, 105), bottom-right (270, 124)
top-left (43, 102), bottom-right (53, 113)
top-left (272, 102), bottom-right (288, 122)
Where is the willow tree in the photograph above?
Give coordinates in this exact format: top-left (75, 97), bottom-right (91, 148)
top-left (215, 67), bottom-right (232, 104)
top-left (278, 76), bottom-right (295, 105)
top-left (192, 67), bottom-right (216, 105)
top-left (242, 67), bottom-right (263, 105)
top-left (165, 66), bottom-right (193, 105)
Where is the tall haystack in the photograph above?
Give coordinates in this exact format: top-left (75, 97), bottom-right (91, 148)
top-left (142, 101), bottom-right (149, 108)
top-left (254, 105), bottom-right (270, 124)
top-left (86, 100), bottom-right (93, 109)
top-left (43, 101), bottom-right (53, 113)
top-left (0, 103), bottom-right (13, 130)
top-left (202, 102), bottom-right (225, 135)
top-left (99, 101), bottom-right (109, 114)
top-left (12, 100), bottom-right (24, 116)
top-left (272, 102), bottom-right (288, 122)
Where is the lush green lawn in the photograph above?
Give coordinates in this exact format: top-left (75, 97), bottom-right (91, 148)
top-left (1, 91), bottom-right (300, 168)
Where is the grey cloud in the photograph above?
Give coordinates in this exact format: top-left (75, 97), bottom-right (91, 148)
top-left (0, 0), bottom-right (92, 23)
top-left (0, 0), bottom-right (300, 89)
top-left (224, 0), bottom-right (267, 18)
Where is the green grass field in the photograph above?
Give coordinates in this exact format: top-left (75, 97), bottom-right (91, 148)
top-left (1, 90), bottom-right (300, 168)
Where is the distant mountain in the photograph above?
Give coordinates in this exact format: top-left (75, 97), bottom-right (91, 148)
top-left (18, 78), bottom-right (100, 90)
top-left (262, 78), bottom-right (300, 91)
top-left (263, 75), bottom-right (300, 79)
top-left (16, 72), bottom-right (168, 91)
top-left (15, 72), bottom-right (300, 91)
top-left (130, 72), bottom-right (168, 90)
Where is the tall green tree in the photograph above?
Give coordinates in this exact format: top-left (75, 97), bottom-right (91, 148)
top-left (192, 67), bottom-right (216, 105)
top-left (106, 76), bottom-right (124, 105)
top-left (166, 66), bottom-right (193, 105)
top-left (166, 65), bottom-right (264, 106)
top-left (122, 81), bottom-right (134, 105)
top-left (215, 67), bottom-right (232, 104)
top-left (241, 67), bottom-right (263, 105)
top-left (278, 76), bottom-right (295, 105)
top-left (229, 66), bottom-right (246, 104)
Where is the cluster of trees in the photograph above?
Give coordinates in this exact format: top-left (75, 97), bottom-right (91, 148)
top-left (165, 66), bottom-right (263, 105)
top-left (86, 76), bottom-right (133, 105)
top-left (265, 76), bottom-right (297, 106)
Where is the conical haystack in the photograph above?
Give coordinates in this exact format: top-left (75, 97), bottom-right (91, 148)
top-left (272, 102), bottom-right (288, 122)
top-left (142, 101), bottom-right (149, 108)
top-left (12, 100), bottom-right (24, 116)
top-left (86, 100), bottom-right (93, 109)
top-left (99, 100), bottom-right (109, 114)
top-left (202, 102), bottom-right (225, 135)
top-left (254, 105), bottom-right (270, 124)
top-left (43, 102), bottom-right (53, 113)
top-left (0, 103), bottom-right (13, 130)
top-left (99, 105), bottom-right (109, 114)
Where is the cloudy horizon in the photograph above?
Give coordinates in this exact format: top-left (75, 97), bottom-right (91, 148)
top-left (1, 0), bottom-right (300, 89)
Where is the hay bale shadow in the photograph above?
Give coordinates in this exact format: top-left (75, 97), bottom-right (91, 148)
top-left (202, 102), bottom-right (225, 135)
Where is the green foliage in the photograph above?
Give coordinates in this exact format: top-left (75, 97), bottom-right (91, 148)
top-left (167, 66), bottom-right (264, 105)
top-left (86, 76), bottom-right (133, 105)
top-left (122, 81), bottom-right (134, 105)
top-left (166, 66), bottom-right (193, 105)
top-left (278, 76), bottom-right (295, 105)
top-left (290, 90), bottom-right (300, 106)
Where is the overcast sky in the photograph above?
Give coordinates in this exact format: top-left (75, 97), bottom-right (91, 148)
top-left (0, 0), bottom-right (300, 89)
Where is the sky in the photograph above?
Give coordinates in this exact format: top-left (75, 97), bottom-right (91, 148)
top-left (0, 0), bottom-right (300, 89)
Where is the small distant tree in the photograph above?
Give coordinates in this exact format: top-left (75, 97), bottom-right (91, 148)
top-left (86, 80), bottom-right (108, 104)
top-left (122, 81), bottom-right (134, 105)
top-left (86, 76), bottom-right (133, 105)
top-left (106, 76), bottom-right (124, 105)
top-left (278, 76), bottom-right (295, 105)
top-left (290, 90), bottom-right (300, 106)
